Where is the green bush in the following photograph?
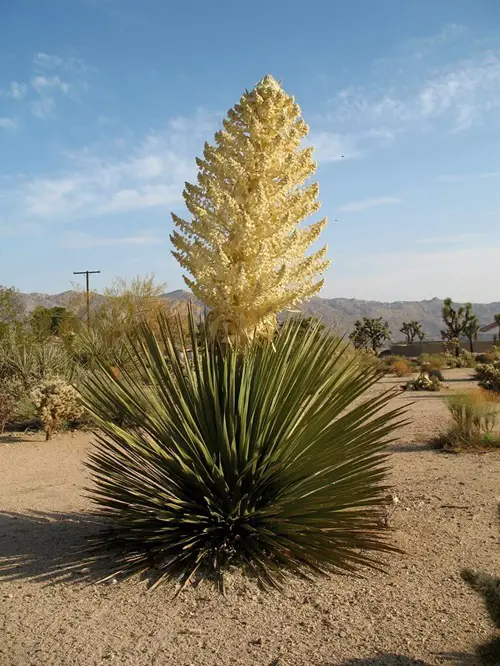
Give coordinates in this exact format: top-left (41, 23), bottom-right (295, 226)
top-left (10, 393), bottom-right (40, 430)
top-left (0, 380), bottom-right (23, 434)
top-left (417, 354), bottom-right (445, 370)
top-left (80, 315), bottom-right (405, 590)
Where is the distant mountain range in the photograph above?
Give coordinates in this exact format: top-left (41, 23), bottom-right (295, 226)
top-left (15, 290), bottom-right (500, 341)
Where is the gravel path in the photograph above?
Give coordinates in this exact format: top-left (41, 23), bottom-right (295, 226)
top-left (1, 369), bottom-right (499, 666)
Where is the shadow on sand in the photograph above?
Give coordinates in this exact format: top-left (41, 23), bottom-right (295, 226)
top-left (336, 658), bottom-right (427, 666)
top-left (335, 652), bottom-right (474, 665)
top-left (385, 441), bottom-right (440, 453)
top-left (0, 510), bottom-right (108, 584)
top-left (0, 434), bottom-right (38, 444)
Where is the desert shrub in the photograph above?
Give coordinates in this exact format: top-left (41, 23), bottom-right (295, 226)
top-left (461, 506), bottom-right (500, 665)
top-left (476, 349), bottom-right (500, 365)
top-left (31, 377), bottom-right (84, 440)
top-left (79, 315), bottom-right (404, 590)
top-left (392, 359), bottom-right (413, 377)
top-left (417, 354), bottom-right (445, 370)
top-left (3, 340), bottom-right (73, 388)
top-left (476, 362), bottom-right (500, 394)
top-left (9, 393), bottom-right (40, 430)
top-left (355, 347), bottom-right (381, 370)
top-left (0, 392), bottom-right (16, 434)
top-left (440, 390), bottom-right (500, 450)
top-left (0, 380), bottom-right (24, 434)
top-left (475, 353), bottom-right (490, 365)
top-left (443, 350), bottom-right (476, 369)
top-left (419, 365), bottom-right (445, 382)
top-left (384, 356), bottom-right (414, 377)
top-left (403, 372), bottom-right (442, 392)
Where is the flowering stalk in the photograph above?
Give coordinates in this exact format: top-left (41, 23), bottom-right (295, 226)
top-left (170, 74), bottom-right (329, 342)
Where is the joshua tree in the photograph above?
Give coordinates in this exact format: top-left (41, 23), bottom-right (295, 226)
top-left (29, 306), bottom-right (78, 340)
top-left (399, 320), bottom-right (424, 345)
top-left (495, 314), bottom-right (500, 344)
top-left (170, 75), bottom-right (329, 343)
top-left (441, 297), bottom-right (477, 357)
top-left (463, 310), bottom-right (481, 353)
top-left (350, 317), bottom-right (391, 353)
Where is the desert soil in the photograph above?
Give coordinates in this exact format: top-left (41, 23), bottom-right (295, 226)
top-left (1, 368), bottom-right (500, 666)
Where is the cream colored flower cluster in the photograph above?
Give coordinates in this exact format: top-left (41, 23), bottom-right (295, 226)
top-left (31, 377), bottom-right (84, 440)
top-left (170, 74), bottom-right (330, 342)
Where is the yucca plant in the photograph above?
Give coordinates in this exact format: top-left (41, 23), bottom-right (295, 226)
top-left (80, 312), bottom-right (406, 591)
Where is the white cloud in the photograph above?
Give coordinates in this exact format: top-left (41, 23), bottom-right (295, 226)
top-left (30, 96), bottom-right (56, 120)
top-left (7, 81), bottom-right (27, 100)
top-left (60, 230), bottom-right (163, 248)
top-left (416, 233), bottom-right (484, 244)
top-left (327, 50), bottom-right (500, 134)
top-left (100, 184), bottom-right (181, 213)
top-left (327, 243), bottom-right (500, 302)
top-left (31, 75), bottom-right (70, 95)
top-left (0, 116), bottom-right (18, 131)
top-left (29, 75), bottom-right (70, 120)
top-left (0, 221), bottom-right (39, 236)
top-left (405, 24), bottom-right (467, 60)
top-left (23, 53), bottom-right (90, 120)
top-left (2, 108), bottom-right (217, 223)
top-left (339, 196), bottom-right (401, 213)
top-left (96, 115), bottom-right (114, 126)
top-left (437, 171), bottom-right (500, 183)
top-left (33, 52), bottom-right (90, 74)
top-left (308, 132), bottom-right (361, 163)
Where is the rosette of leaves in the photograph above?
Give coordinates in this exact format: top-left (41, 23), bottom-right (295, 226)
top-left (80, 313), bottom-right (406, 591)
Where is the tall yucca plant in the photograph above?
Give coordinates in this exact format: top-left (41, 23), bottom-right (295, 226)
top-left (81, 313), bottom-right (405, 591)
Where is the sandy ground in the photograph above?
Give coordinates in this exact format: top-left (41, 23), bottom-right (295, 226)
top-left (1, 368), bottom-right (500, 666)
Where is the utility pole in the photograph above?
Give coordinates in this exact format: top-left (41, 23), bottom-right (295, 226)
top-left (73, 270), bottom-right (101, 325)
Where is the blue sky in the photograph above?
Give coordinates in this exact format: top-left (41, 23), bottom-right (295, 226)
top-left (1, 0), bottom-right (499, 302)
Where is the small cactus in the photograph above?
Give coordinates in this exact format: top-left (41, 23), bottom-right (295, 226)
top-left (476, 361), bottom-right (500, 393)
top-left (31, 377), bottom-right (84, 440)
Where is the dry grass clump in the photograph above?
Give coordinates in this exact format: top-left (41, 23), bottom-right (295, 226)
top-left (439, 389), bottom-right (500, 451)
top-left (383, 356), bottom-right (414, 377)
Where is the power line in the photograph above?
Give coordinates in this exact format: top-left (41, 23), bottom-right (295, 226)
top-left (73, 270), bottom-right (101, 325)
